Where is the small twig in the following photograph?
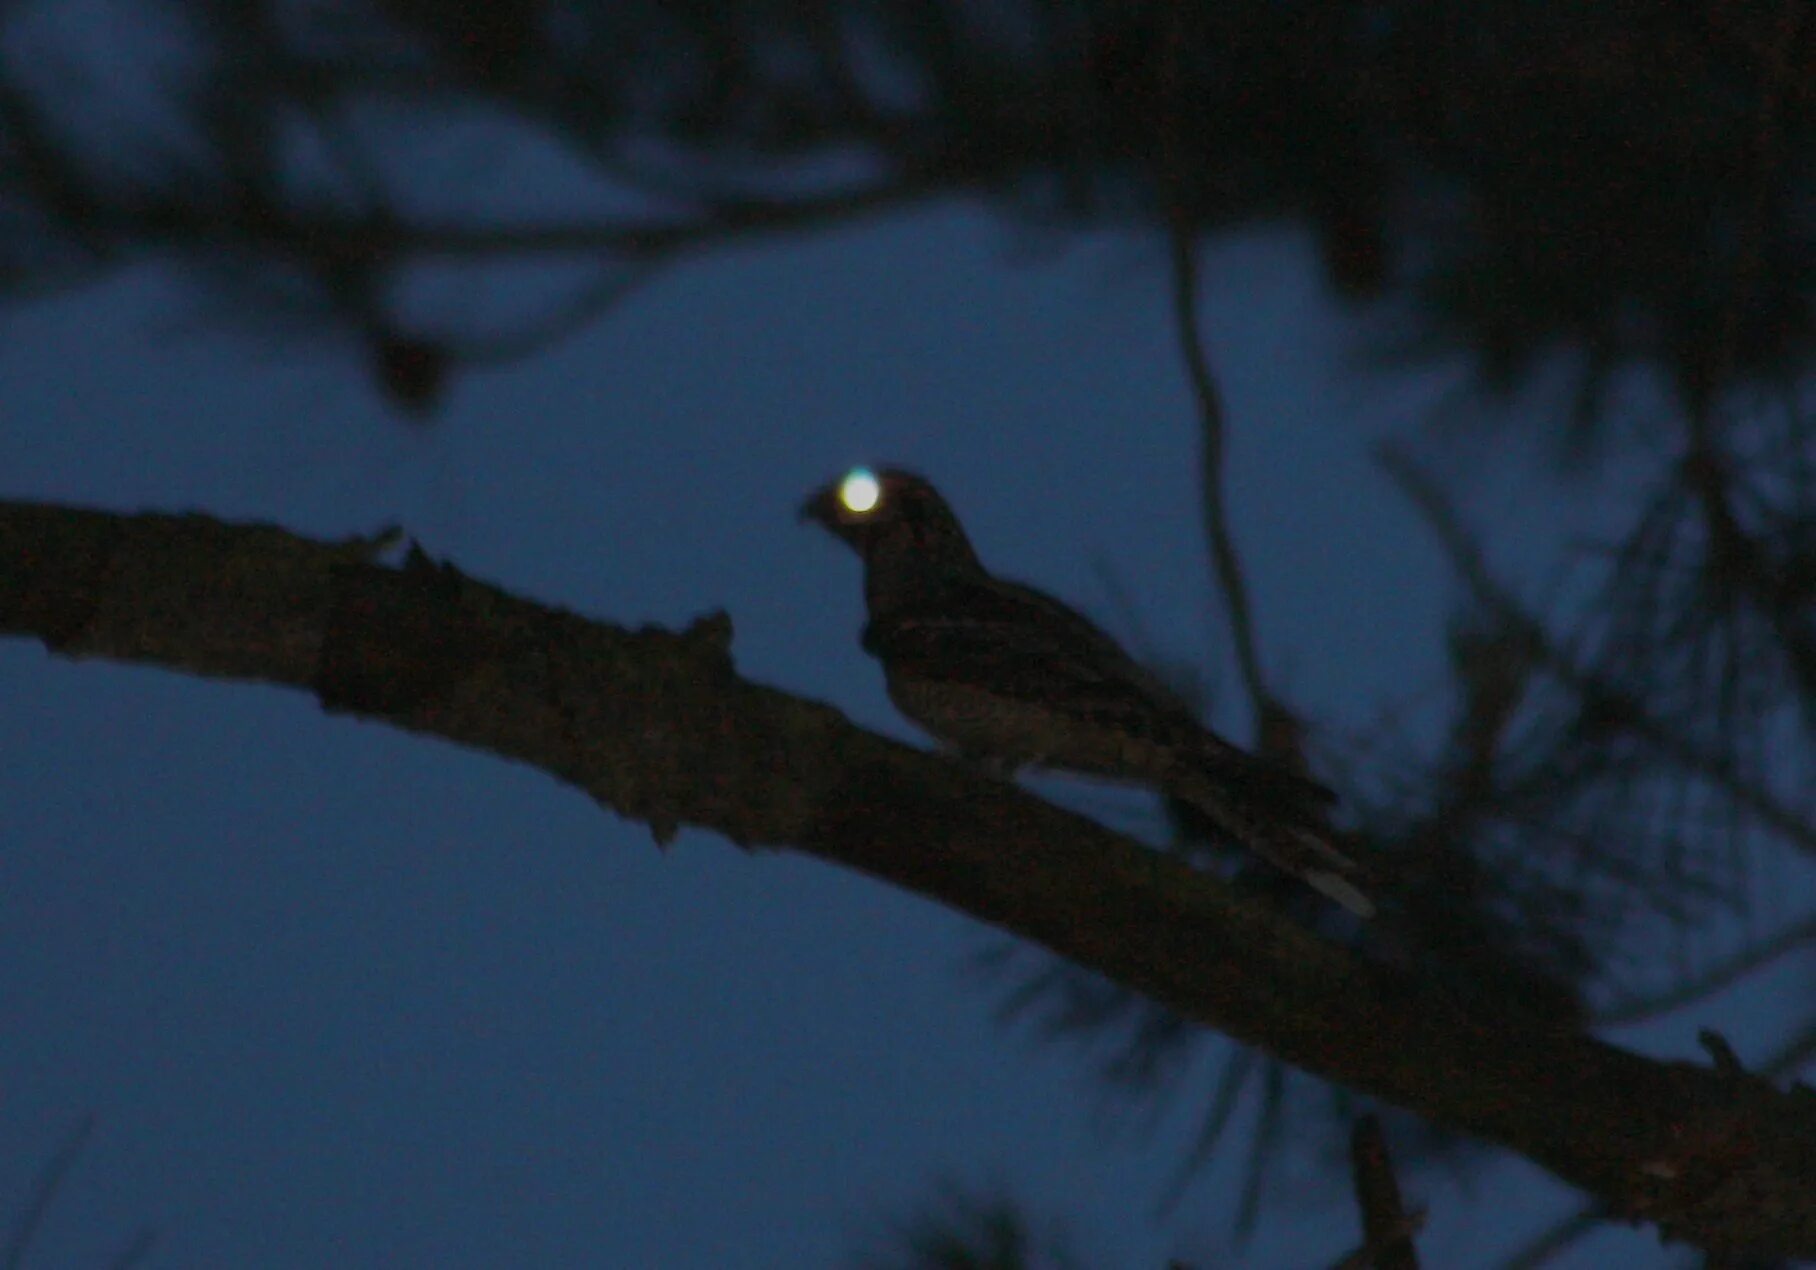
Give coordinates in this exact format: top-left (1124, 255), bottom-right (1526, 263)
top-left (2, 1113), bottom-right (95, 1270)
top-left (1595, 914), bottom-right (1816, 1026)
top-left (1232, 1058), bottom-right (1286, 1241)
top-left (1167, 218), bottom-right (1269, 728)
top-left (1156, 2), bottom-right (1270, 734)
top-left (1343, 1115), bottom-right (1422, 1270)
top-left (1154, 1046), bottom-right (1258, 1213)
top-left (1699, 1028), bottom-right (1748, 1081)
top-left (129, 162), bottom-right (967, 264)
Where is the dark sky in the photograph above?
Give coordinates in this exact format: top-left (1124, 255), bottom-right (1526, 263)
top-left (0, 203), bottom-right (1789, 1267)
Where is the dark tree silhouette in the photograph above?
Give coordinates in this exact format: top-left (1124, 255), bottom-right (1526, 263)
top-left (2, 1), bottom-right (1814, 1265)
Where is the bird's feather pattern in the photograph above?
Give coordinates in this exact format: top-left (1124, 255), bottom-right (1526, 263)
top-left (863, 575), bottom-right (1335, 818)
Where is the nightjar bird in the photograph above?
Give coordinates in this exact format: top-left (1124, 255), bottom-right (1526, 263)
top-left (801, 466), bottom-right (1374, 918)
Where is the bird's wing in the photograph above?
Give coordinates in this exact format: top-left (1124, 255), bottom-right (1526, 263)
top-left (864, 574), bottom-right (1334, 813)
top-left (865, 578), bottom-right (1180, 721)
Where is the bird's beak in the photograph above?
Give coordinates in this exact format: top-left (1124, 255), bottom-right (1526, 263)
top-left (799, 479), bottom-right (872, 554)
top-left (798, 481), bottom-right (842, 527)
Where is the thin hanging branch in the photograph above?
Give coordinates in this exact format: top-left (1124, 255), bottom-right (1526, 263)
top-left (1157, 4), bottom-right (1269, 731)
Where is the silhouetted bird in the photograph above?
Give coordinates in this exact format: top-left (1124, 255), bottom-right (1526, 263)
top-left (802, 467), bottom-right (1374, 917)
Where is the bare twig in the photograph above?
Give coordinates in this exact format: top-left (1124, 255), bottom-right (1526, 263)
top-left (1231, 1061), bottom-right (1289, 1241)
top-left (124, 170), bottom-right (941, 259)
top-left (1156, 1046), bottom-right (1257, 1213)
top-left (2, 1113), bottom-right (94, 1270)
top-left (1343, 1115), bottom-right (1422, 1270)
top-left (1595, 914), bottom-right (1816, 1026)
top-left (1157, 4), bottom-right (1269, 731)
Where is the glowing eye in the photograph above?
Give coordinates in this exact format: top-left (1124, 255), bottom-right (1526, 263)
top-left (838, 468), bottom-right (881, 514)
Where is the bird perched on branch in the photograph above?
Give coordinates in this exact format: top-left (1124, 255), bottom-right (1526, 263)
top-left (801, 466), bottom-right (1374, 918)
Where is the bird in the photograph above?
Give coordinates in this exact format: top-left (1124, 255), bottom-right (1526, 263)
top-left (800, 466), bottom-right (1375, 918)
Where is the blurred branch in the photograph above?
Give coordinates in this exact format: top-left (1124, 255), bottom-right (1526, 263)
top-left (1340, 1115), bottom-right (1422, 1270)
top-left (1377, 444), bottom-right (1816, 860)
top-left (1595, 914), bottom-right (1816, 1027)
top-left (1157, 6), bottom-right (1268, 733)
top-left (1156, 1046), bottom-right (1257, 1212)
top-left (1498, 1022), bottom-right (1816, 1270)
top-left (5, 497), bottom-right (1816, 1259)
top-left (0, 0), bottom-right (1807, 411)
top-left (0, 1112), bottom-right (153, 1270)
top-left (1232, 1058), bottom-right (1287, 1241)
top-left (2, 1113), bottom-right (92, 1270)
top-left (91, 167), bottom-right (970, 266)
top-left (1704, 0), bottom-right (1808, 406)
top-left (851, 1180), bottom-right (1082, 1270)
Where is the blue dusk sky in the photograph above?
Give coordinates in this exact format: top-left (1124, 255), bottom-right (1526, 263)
top-left (1, 189), bottom-right (1802, 1268)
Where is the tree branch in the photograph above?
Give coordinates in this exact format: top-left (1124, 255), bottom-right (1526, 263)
top-left (1595, 914), bottom-right (1816, 1027)
top-left (1157, 7), bottom-right (1270, 731)
top-left (124, 168), bottom-right (966, 265)
top-left (3, 1113), bottom-right (93, 1270)
top-left (4, 497), bottom-right (1816, 1261)
top-left (1344, 1115), bottom-right (1422, 1270)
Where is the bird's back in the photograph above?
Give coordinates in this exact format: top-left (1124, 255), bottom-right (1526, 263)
top-left (866, 570), bottom-right (1334, 825)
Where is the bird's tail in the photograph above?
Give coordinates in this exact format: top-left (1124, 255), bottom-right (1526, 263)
top-left (1273, 828), bottom-right (1376, 919)
top-left (1170, 775), bottom-right (1376, 918)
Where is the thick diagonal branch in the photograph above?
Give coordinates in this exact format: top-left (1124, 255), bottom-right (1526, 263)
top-left (3, 498), bottom-right (1815, 1261)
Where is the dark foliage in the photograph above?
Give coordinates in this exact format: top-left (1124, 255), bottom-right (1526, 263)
top-left (0, 1), bottom-right (1808, 418)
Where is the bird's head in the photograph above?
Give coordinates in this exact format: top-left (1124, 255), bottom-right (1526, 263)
top-left (799, 467), bottom-right (982, 571)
